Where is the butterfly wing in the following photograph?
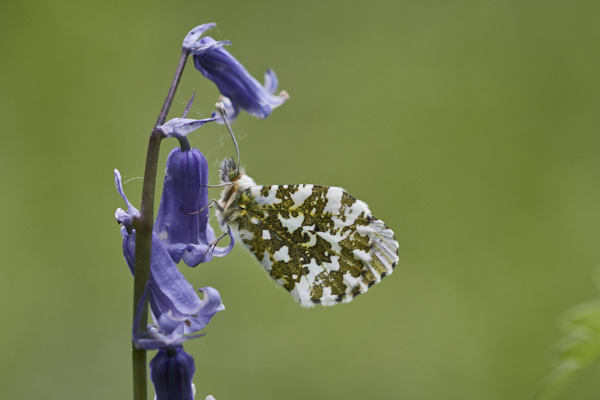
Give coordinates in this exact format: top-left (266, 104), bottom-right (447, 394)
top-left (232, 184), bottom-right (398, 307)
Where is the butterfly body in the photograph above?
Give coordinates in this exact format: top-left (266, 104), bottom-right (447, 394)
top-left (215, 158), bottom-right (398, 307)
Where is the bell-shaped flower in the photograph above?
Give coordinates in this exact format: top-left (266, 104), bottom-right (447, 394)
top-left (114, 170), bottom-right (225, 339)
top-left (154, 147), bottom-right (234, 267)
top-left (150, 346), bottom-right (196, 400)
top-left (192, 35), bottom-right (289, 121)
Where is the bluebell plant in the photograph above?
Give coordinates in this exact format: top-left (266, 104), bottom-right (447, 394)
top-left (114, 23), bottom-right (286, 400)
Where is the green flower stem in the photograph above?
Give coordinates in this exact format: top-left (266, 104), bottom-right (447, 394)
top-left (132, 47), bottom-right (191, 400)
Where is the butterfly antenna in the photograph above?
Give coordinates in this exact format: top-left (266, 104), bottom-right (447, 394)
top-left (215, 102), bottom-right (240, 175)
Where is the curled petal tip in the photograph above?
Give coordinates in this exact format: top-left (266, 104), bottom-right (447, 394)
top-left (183, 22), bottom-right (216, 49)
top-left (263, 68), bottom-right (279, 94)
top-left (114, 169), bottom-right (139, 222)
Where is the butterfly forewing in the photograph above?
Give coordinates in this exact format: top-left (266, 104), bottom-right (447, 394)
top-left (228, 183), bottom-right (398, 307)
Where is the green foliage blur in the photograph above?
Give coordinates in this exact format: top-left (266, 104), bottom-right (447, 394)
top-left (534, 274), bottom-right (600, 399)
top-left (1, 1), bottom-right (599, 399)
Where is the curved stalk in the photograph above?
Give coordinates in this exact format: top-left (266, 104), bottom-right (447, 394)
top-left (131, 47), bottom-right (191, 400)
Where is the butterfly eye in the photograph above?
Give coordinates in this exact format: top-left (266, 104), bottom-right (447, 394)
top-left (228, 169), bottom-right (238, 182)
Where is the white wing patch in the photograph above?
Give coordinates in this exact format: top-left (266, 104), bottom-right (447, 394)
top-left (277, 213), bottom-right (304, 233)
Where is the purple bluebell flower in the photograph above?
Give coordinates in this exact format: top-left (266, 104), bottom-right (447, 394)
top-left (150, 346), bottom-right (196, 400)
top-left (154, 148), bottom-right (234, 267)
top-left (115, 170), bottom-right (225, 338)
top-left (192, 35), bottom-right (289, 121)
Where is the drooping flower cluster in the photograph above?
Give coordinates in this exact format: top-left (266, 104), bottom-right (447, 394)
top-left (115, 167), bottom-right (225, 400)
top-left (114, 22), bottom-right (287, 400)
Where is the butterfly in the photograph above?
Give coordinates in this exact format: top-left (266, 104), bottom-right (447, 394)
top-left (214, 157), bottom-right (399, 307)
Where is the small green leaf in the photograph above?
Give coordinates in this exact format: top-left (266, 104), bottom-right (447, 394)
top-left (534, 299), bottom-right (600, 399)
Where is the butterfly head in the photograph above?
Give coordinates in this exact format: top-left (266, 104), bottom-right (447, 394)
top-left (218, 157), bottom-right (257, 194)
top-left (219, 157), bottom-right (242, 183)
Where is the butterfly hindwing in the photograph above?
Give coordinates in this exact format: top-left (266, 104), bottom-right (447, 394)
top-left (228, 184), bottom-right (398, 307)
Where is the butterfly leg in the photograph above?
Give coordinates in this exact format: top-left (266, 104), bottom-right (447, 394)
top-left (197, 226), bottom-right (233, 263)
top-left (180, 199), bottom-right (219, 215)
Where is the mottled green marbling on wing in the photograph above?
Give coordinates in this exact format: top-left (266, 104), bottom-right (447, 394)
top-left (216, 158), bottom-right (398, 307)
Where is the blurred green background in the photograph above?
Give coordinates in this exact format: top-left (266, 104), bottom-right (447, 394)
top-left (2, 1), bottom-right (599, 399)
